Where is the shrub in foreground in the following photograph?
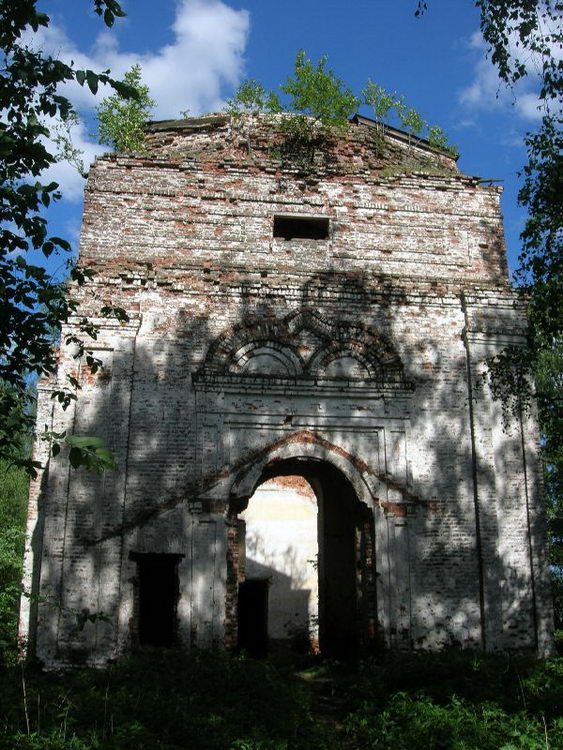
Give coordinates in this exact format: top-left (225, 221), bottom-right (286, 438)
top-left (1, 651), bottom-right (562, 749)
top-left (0, 651), bottom-right (328, 750)
top-left (344, 693), bottom-right (562, 749)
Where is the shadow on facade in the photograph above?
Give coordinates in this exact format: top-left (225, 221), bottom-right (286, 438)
top-left (24, 264), bottom-right (550, 664)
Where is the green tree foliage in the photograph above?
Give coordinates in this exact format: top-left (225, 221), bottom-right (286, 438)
top-left (400, 105), bottom-right (425, 138)
top-left (279, 50), bottom-right (360, 132)
top-left (362, 80), bottom-right (397, 123)
top-left (0, 455), bottom-right (28, 664)
top-left (490, 0), bottom-right (563, 612)
top-left (96, 64), bottom-right (155, 153)
top-left (225, 79), bottom-right (281, 158)
top-left (427, 124), bottom-right (451, 151)
top-left (363, 79), bottom-right (459, 156)
top-left (228, 52), bottom-right (457, 162)
top-left (416, 0), bottom-right (562, 101)
top-left (275, 51), bottom-right (360, 161)
top-left (0, 0), bottom-right (131, 476)
top-left (228, 51), bottom-right (360, 161)
top-left (226, 78), bottom-right (279, 117)
top-left (417, 0), bottom-right (563, 557)
top-left (52, 109), bottom-right (87, 178)
top-left (472, 0), bottom-right (562, 102)
top-left (431, 2), bottom-right (563, 612)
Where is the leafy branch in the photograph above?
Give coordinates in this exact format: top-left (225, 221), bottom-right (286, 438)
top-left (363, 79), bottom-right (459, 156)
top-left (227, 51), bottom-right (360, 165)
top-left (0, 0), bottom-right (133, 476)
top-left (227, 52), bottom-right (458, 165)
top-left (96, 64), bottom-right (155, 153)
top-left (43, 432), bottom-right (117, 473)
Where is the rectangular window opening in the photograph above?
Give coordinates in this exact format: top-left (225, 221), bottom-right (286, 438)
top-left (273, 215), bottom-right (330, 241)
top-left (130, 552), bottom-right (183, 647)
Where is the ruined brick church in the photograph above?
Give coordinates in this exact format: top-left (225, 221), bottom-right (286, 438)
top-left (20, 114), bottom-right (553, 666)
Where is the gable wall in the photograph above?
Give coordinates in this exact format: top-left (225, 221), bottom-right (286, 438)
top-left (20, 120), bottom-right (553, 665)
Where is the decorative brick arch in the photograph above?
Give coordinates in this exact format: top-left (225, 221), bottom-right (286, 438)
top-left (199, 308), bottom-right (407, 384)
top-left (229, 340), bottom-right (304, 377)
top-left (229, 429), bottom-right (384, 509)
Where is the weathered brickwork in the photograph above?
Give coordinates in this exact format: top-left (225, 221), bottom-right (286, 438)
top-left (20, 115), bottom-right (553, 665)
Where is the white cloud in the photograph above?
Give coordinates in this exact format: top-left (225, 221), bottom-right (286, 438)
top-left (25, 0), bottom-right (250, 199)
top-left (458, 28), bottom-right (556, 123)
top-left (41, 115), bottom-right (107, 202)
top-left (453, 119), bottom-right (479, 131)
top-left (145, 0), bottom-right (249, 118)
top-left (515, 92), bottom-right (544, 120)
top-left (64, 217), bottom-right (83, 249)
top-left (459, 35), bottom-right (507, 110)
top-left (83, 0), bottom-right (250, 118)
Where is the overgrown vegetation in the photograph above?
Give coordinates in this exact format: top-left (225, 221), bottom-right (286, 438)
top-left (96, 64), bottom-right (155, 153)
top-left (226, 50), bottom-right (458, 165)
top-left (0, 457), bottom-right (28, 667)
top-left (273, 50), bottom-right (360, 161)
top-left (226, 51), bottom-right (360, 165)
top-left (0, 652), bottom-right (328, 749)
top-left (362, 80), bottom-right (459, 157)
top-left (0, 0), bottom-right (130, 477)
top-left (0, 651), bottom-right (561, 749)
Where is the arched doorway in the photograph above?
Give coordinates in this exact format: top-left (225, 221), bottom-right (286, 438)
top-left (238, 473), bottom-right (318, 657)
top-left (230, 456), bottom-right (377, 658)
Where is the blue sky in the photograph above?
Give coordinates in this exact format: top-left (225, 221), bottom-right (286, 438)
top-left (35, 0), bottom-right (547, 276)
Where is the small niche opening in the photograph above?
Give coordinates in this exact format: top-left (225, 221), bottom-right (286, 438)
top-left (130, 552), bottom-right (183, 647)
top-left (273, 215), bottom-right (329, 241)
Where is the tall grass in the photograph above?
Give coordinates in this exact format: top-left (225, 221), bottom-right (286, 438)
top-left (0, 458), bottom-right (29, 665)
top-left (0, 651), bottom-right (328, 749)
top-left (0, 651), bottom-right (561, 749)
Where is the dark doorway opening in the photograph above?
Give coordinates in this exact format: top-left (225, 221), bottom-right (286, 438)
top-left (130, 552), bottom-right (183, 647)
top-left (316, 463), bottom-right (359, 658)
top-left (238, 579), bottom-right (269, 658)
top-left (233, 457), bottom-right (374, 659)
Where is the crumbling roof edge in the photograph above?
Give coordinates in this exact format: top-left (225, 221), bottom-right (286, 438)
top-left (146, 113), bottom-right (229, 131)
top-left (350, 114), bottom-right (459, 161)
top-left (145, 112), bottom-right (458, 161)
